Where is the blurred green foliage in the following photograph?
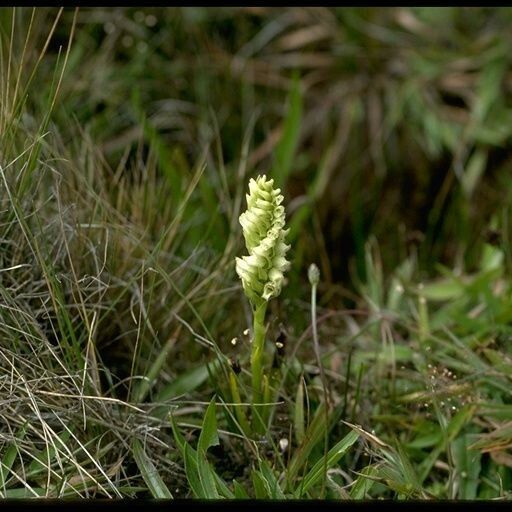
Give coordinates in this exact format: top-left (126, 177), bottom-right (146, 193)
top-left (25, 7), bottom-right (512, 286)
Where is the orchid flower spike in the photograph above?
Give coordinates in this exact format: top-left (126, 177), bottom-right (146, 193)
top-left (235, 175), bottom-right (290, 307)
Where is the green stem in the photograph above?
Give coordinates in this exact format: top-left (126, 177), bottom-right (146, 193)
top-left (250, 301), bottom-right (267, 429)
top-left (311, 277), bottom-right (329, 498)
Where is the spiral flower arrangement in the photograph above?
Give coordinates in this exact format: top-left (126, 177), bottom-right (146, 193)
top-left (235, 175), bottom-right (290, 420)
top-left (235, 175), bottom-right (290, 308)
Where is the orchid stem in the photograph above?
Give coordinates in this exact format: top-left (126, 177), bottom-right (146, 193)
top-left (251, 302), bottom-right (267, 432)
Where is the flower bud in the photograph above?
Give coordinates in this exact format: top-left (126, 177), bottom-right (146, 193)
top-left (308, 263), bottom-right (320, 286)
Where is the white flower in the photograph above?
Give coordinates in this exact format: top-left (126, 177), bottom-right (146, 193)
top-left (235, 175), bottom-right (290, 305)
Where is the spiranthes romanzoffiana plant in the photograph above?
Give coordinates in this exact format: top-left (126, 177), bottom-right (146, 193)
top-left (235, 175), bottom-right (290, 417)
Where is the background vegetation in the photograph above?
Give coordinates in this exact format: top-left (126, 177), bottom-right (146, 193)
top-left (1, 7), bottom-right (512, 499)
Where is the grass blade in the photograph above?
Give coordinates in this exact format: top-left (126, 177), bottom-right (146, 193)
top-left (299, 429), bottom-right (359, 495)
top-left (132, 439), bottom-right (173, 499)
top-left (273, 72), bottom-right (303, 188)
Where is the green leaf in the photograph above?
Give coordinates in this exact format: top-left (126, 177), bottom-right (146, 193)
top-left (259, 460), bottom-right (286, 499)
top-left (233, 480), bottom-right (250, 499)
top-left (171, 408), bottom-right (226, 499)
top-left (252, 470), bottom-right (269, 499)
top-left (287, 402), bottom-right (329, 484)
top-left (461, 149), bottom-right (487, 198)
top-left (213, 473), bottom-right (235, 499)
top-left (478, 403), bottom-right (512, 420)
top-left (473, 58), bottom-right (506, 124)
top-left (198, 398), bottom-right (219, 453)
top-left (483, 348), bottom-right (512, 376)
top-left (157, 360), bottom-right (221, 402)
top-left (446, 405), bottom-right (476, 440)
top-left (184, 443), bottom-right (206, 498)
top-left (419, 405), bottom-right (476, 483)
top-left (300, 430), bottom-right (359, 495)
top-left (169, 413), bottom-right (187, 457)
top-left (0, 424), bottom-right (27, 488)
top-left (196, 451), bottom-right (220, 499)
top-left (273, 73), bottom-right (303, 188)
top-left (406, 430), bottom-right (443, 450)
top-left (195, 398), bottom-right (221, 499)
top-left (394, 443), bottom-right (422, 491)
top-left (350, 465), bottom-right (379, 499)
top-left (132, 439), bottom-right (173, 499)
top-left (133, 335), bottom-right (177, 403)
top-left (420, 278), bottom-right (465, 301)
top-left (452, 434), bottom-right (481, 499)
top-left (3, 488), bottom-right (46, 498)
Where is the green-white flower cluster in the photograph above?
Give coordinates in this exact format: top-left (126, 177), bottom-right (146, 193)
top-left (235, 175), bottom-right (290, 306)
